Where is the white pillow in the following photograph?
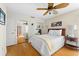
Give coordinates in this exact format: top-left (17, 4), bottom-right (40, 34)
top-left (49, 30), bottom-right (62, 36)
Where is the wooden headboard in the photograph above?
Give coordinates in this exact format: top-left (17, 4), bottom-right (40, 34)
top-left (48, 28), bottom-right (66, 36)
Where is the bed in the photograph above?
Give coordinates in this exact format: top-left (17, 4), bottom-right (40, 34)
top-left (29, 28), bottom-right (66, 56)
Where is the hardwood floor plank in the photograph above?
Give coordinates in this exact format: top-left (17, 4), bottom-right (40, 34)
top-left (7, 42), bottom-right (79, 56)
top-left (52, 46), bottom-right (78, 56)
top-left (7, 42), bottom-right (40, 56)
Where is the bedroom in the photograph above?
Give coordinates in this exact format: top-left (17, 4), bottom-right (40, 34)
top-left (0, 3), bottom-right (79, 56)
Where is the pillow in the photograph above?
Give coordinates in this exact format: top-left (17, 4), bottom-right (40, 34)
top-left (48, 30), bottom-right (62, 36)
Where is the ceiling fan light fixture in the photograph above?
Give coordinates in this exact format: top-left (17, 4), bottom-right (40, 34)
top-left (37, 3), bottom-right (69, 15)
top-left (49, 11), bottom-right (51, 15)
top-left (52, 9), bottom-right (58, 14)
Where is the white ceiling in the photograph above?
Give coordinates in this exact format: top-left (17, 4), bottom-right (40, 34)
top-left (5, 3), bottom-right (79, 20)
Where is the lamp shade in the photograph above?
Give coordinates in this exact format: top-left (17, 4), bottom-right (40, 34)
top-left (68, 25), bottom-right (77, 37)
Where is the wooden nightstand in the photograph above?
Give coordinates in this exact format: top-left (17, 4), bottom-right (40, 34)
top-left (65, 36), bottom-right (79, 49)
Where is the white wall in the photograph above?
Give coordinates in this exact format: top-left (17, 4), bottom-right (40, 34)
top-left (6, 15), bottom-right (17, 46)
top-left (0, 4), bottom-right (6, 55)
top-left (46, 9), bottom-right (79, 38)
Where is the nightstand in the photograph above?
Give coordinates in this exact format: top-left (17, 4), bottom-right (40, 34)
top-left (65, 36), bottom-right (79, 49)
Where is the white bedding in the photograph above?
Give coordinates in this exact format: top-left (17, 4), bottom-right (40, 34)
top-left (29, 34), bottom-right (65, 56)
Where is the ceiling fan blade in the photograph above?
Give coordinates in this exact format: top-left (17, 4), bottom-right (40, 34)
top-left (53, 3), bottom-right (69, 9)
top-left (43, 10), bottom-right (49, 15)
top-left (37, 8), bottom-right (48, 10)
top-left (48, 3), bottom-right (54, 7)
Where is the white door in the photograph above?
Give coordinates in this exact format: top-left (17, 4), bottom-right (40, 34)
top-left (0, 25), bottom-right (6, 56)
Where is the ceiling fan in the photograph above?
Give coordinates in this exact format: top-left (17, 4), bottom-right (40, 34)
top-left (37, 3), bottom-right (69, 15)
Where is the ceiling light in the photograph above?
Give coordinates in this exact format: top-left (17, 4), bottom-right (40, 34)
top-left (52, 9), bottom-right (58, 14)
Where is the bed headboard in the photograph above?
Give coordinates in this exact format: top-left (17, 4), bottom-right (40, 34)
top-left (48, 28), bottom-right (66, 36)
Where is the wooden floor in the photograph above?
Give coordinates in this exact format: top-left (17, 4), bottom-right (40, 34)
top-left (7, 41), bottom-right (79, 56)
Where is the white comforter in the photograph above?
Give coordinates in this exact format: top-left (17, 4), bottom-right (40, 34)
top-left (29, 34), bottom-right (65, 56)
top-left (33, 35), bottom-right (53, 51)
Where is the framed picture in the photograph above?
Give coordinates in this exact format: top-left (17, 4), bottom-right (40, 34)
top-left (0, 8), bottom-right (6, 25)
top-left (51, 21), bottom-right (62, 27)
top-left (56, 21), bottom-right (62, 26)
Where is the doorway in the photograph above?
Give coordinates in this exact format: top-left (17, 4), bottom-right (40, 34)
top-left (17, 25), bottom-right (25, 44)
top-left (17, 22), bottom-right (29, 44)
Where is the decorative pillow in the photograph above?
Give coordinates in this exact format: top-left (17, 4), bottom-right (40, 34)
top-left (49, 30), bottom-right (62, 36)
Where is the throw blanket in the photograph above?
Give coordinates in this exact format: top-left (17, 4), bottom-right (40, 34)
top-left (36, 35), bottom-right (52, 51)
